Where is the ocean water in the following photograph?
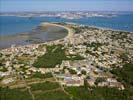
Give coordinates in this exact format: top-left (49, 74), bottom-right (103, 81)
top-left (0, 12), bottom-right (133, 36)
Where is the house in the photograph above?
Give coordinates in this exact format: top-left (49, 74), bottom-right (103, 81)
top-left (98, 82), bottom-right (108, 87)
top-left (1, 77), bottom-right (15, 84)
top-left (0, 72), bottom-right (10, 77)
top-left (87, 78), bottom-right (95, 86)
top-left (63, 74), bottom-right (84, 86)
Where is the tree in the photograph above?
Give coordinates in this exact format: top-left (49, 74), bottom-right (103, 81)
top-left (81, 70), bottom-right (86, 75)
top-left (95, 77), bottom-right (106, 85)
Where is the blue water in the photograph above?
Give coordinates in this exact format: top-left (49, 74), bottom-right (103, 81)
top-left (0, 13), bottom-right (133, 36)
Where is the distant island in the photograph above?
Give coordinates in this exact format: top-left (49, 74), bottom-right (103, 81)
top-left (0, 11), bottom-right (120, 19)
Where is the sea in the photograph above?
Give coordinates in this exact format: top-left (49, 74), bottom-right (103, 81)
top-left (0, 12), bottom-right (133, 49)
top-left (0, 12), bottom-right (133, 36)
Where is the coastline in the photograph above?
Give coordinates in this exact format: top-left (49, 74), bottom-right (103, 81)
top-left (40, 22), bottom-right (74, 38)
top-left (0, 22), bottom-right (132, 51)
top-left (0, 22), bottom-right (74, 51)
top-left (1, 15), bottom-right (133, 34)
top-left (84, 25), bottom-right (133, 33)
top-left (73, 23), bottom-right (133, 33)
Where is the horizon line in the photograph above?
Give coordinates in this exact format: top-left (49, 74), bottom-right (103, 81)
top-left (1, 11), bottom-right (133, 13)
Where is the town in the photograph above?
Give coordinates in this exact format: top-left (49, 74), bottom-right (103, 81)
top-left (0, 22), bottom-right (133, 100)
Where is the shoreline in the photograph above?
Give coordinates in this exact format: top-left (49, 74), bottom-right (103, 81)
top-left (0, 22), bottom-right (132, 51)
top-left (40, 22), bottom-right (74, 38)
top-left (0, 22), bottom-right (74, 51)
top-left (0, 15), bottom-right (133, 33)
top-left (83, 24), bottom-right (133, 33)
top-left (73, 22), bottom-right (133, 33)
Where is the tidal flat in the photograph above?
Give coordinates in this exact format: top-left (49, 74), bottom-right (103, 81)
top-left (0, 24), bottom-right (68, 49)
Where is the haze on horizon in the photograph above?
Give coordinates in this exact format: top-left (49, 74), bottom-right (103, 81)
top-left (0, 0), bottom-right (133, 12)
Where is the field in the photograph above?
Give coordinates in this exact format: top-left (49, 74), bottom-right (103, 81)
top-left (65, 86), bottom-right (131, 100)
top-left (1, 85), bottom-right (132, 100)
top-left (30, 72), bottom-right (53, 79)
top-left (0, 81), bottom-right (70, 100)
top-left (0, 87), bottom-right (32, 100)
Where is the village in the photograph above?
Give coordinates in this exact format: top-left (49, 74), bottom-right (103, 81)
top-left (0, 23), bottom-right (132, 95)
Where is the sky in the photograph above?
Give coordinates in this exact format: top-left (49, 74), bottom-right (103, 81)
top-left (0, 0), bottom-right (133, 12)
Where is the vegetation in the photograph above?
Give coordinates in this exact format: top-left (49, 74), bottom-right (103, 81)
top-left (71, 26), bottom-right (82, 34)
top-left (0, 82), bottom-right (69, 100)
top-left (66, 86), bottom-right (93, 100)
top-left (34, 90), bottom-right (70, 100)
top-left (66, 86), bottom-right (131, 100)
top-left (84, 42), bottom-right (103, 51)
top-left (30, 81), bottom-right (70, 100)
top-left (1, 83), bottom-right (132, 100)
top-left (110, 63), bottom-right (133, 100)
top-left (37, 44), bottom-right (46, 51)
top-left (111, 32), bottom-right (128, 40)
top-left (31, 72), bottom-right (53, 79)
top-left (0, 67), bottom-right (8, 72)
top-left (66, 69), bottom-right (133, 100)
top-left (0, 53), bottom-right (3, 57)
top-left (33, 45), bottom-right (84, 68)
top-left (33, 45), bottom-right (65, 68)
top-left (0, 62), bottom-right (3, 66)
top-left (30, 81), bottom-right (60, 91)
top-left (16, 54), bottom-right (31, 64)
top-left (0, 87), bottom-right (32, 100)
top-left (94, 77), bottom-right (106, 85)
top-left (85, 50), bottom-right (99, 57)
top-left (111, 63), bottom-right (133, 86)
top-left (81, 70), bottom-right (87, 75)
top-left (68, 68), bottom-right (77, 74)
top-left (119, 53), bottom-right (129, 62)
